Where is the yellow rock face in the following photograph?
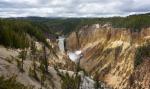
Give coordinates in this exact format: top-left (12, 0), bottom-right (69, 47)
top-left (66, 25), bottom-right (150, 89)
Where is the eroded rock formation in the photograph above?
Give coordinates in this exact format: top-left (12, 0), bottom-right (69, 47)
top-left (66, 24), bottom-right (150, 89)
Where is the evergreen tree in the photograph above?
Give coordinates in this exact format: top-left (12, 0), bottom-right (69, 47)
top-left (18, 49), bottom-right (27, 72)
top-left (30, 41), bottom-right (37, 60)
top-left (39, 59), bottom-right (46, 89)
top-left (43, 45), bottom-right (49, 73)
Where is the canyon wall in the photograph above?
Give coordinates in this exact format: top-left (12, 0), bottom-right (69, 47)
top-left (66, 24), bottom-right (150, 89)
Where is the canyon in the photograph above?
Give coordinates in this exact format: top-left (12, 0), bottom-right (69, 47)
top-left (65, 24), bottom-right (150, 89)
top-left (0, 23), bottom-right (150, 89)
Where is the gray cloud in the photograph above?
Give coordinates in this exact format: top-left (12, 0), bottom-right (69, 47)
top-left (0, 0), bottom-right (150, 17)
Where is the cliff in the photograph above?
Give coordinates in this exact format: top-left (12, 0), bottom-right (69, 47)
top-left (66, 24), bottom-right (150, 89)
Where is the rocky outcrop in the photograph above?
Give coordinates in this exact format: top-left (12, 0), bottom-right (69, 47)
top-left (66, 24), bottom-right (150, 89)
top-left (128, 58), bottom-right (150, 89)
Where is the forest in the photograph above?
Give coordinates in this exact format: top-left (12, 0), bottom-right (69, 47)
top-left (0, 13), bottom-right (150, 48)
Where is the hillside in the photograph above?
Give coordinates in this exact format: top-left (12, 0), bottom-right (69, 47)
top-left (66, 24), bottom-right (150, 89)
top-left (1, 13), bottom-right (150, 48)
top-left (0, 13), bottom-right (150, 89)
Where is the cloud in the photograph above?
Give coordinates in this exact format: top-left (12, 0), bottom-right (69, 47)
top-left (0, 0), bottom-right (150, 17)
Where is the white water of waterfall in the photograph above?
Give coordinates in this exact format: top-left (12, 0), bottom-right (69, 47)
top-left (58, 36), bottom-right (82, 63)
top-left (68, 50), bottom-right (82, 63)
top-left (58, 36), bottom-right (65, 53)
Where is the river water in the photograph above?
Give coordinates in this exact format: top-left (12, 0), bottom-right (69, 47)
top-left (58, 36), bottom-right (65, 53)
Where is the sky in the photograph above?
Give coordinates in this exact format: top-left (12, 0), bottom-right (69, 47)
top-left (0, 0), bottom-right (150, 17)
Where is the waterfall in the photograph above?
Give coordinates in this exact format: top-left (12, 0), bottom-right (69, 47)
top-left (68, 50), bottom-right (82, 63)
top-left (58, 36), bottom-right (82, 63)
top-left (58, 36), bottom-right (65, 53)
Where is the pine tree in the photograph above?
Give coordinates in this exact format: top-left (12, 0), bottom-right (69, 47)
top-left (29, 41), bottom-right (38, 80)
top-left (39, 60), bottom-right (46, 89)
top-left (18, 49), bottom-right (27, 72)
top-left (43, 45), bottom-right (48, 73)
top-left (30, 41), bottom-right (37, 60)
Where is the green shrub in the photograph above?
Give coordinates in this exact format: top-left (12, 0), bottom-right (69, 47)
top-left (134, 43), bottom-right (150, 68)
top-left (0, 75), bottom-right (33, 89)
top-left (29, 66), bottom-right (39, 81)
top-left (57, 71), bottom-right (81, 89)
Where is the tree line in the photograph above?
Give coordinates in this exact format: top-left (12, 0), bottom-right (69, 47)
top-left (0, 19), bottom-right (48, 48)
top-left (0, 13), bottom-right (150, 48)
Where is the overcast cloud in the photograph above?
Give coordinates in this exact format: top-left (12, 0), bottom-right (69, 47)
top-left (0, 0), bottom-right (150, 17)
